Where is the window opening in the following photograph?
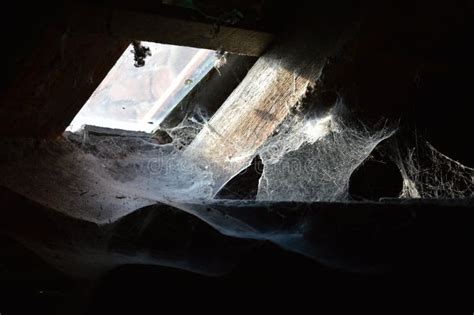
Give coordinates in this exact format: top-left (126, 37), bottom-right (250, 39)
top-left (66, 42), bottom-right (217, 133)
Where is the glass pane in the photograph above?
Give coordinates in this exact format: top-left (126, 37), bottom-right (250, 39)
top-left (66, 42), bottom-right (216, 133)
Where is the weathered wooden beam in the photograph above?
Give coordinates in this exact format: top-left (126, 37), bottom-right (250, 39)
top-left (160, 54), bottom-right (257, 129)
top-left (109, 9), bottom-right (274, 56)
top-left (184, 27), bottom-right (354, 194)
top-left (67, 2), bottom-right (274, 56)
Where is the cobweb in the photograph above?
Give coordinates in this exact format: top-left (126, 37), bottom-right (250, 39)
top-left (388, 137), bottom-right (474, 199)
top-left (1, 95), bottom-right (472, 226)
top-left (0, 106), bottom-right (216, 223)
top-left (256, 101), bottom-right (396, 201)
top-left (2, 96), bottom-right (474, 277)
top-left (164, 106), bottom-right (211, 149)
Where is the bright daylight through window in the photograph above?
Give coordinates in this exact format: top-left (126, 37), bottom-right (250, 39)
top-left (66, 42), bottom-right (217, 133)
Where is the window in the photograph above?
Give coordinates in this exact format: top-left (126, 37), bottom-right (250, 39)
top-left (66, 42), bottom-right (217, 133)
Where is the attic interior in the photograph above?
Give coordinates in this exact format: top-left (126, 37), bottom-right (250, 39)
top-left (1, 0), bottom-right (473, 313)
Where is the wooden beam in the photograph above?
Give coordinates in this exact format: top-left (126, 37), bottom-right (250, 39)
top-left (184, 27), bottom-right (353, 194)
top-left (109, 9), bottom-right (273, 56)
top-left (66, 2), bottom-right (274, 56)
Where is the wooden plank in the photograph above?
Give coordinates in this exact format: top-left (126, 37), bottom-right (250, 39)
top-left (184, 29), bottom-right (352, 194)
top-left (109, 9), bottom-right (273, 56)
top-left (66, 2), bottom-right (274, 56)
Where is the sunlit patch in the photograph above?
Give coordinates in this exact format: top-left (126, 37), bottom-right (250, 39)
top-left (301, 115), bottom-right (333, 142)
top-left (66, 42), bottom-right (217, 133)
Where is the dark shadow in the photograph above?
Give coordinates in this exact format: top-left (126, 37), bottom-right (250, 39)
top-left (215, 155), bottom-right (264, 200)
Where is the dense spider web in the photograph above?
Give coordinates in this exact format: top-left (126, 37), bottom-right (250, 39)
top-left (1, 95), bottom-right (473, 278)
top-left (388, 138), bottom-right (474, 199)
top-left (0, 96), bottom-right (472, 226)
top-left (255, 101), bottom-right (396, 201)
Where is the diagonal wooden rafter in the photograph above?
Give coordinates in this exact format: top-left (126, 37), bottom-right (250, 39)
top-left (184, 26), bottom-right (355, 195)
